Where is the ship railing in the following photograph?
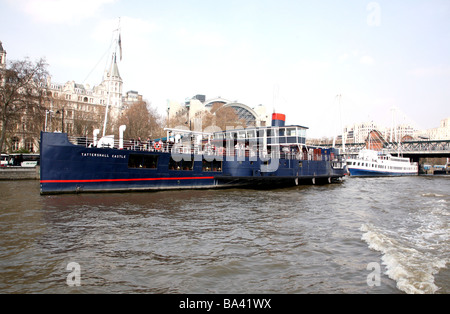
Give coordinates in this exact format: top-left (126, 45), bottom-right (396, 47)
top-left (386, 141), bottom-right (450, 153)
top-left (163, 144), bottom-right (312, 161)
top-left (68, 136), bottom-right (175, 153)
top-left (331, 155), bottom-right (347, 170)
top-left (69, 136), bottom-right (335, 162)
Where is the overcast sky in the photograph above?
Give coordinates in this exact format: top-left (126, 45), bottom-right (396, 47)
top-left (1, 0), bottom-right (449, 137)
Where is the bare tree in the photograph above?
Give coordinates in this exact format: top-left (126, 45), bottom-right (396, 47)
top-left (166, 106), bottom-right (190, 129)
top-left (116, 100), bottom-right (164, 140)
top-left (203, 103), bottom-right (247, 130)
top-left (0, 58), bottom-right (48, 152)
top-left (73, 109), bottom-right (102, 138)
top-left (45, 93), bottom-right (67, 133)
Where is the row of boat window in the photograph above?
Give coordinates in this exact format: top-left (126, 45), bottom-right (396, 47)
top-left (128, 154), bottom-right (223, 172)
top-left (347, 161), bottom-right (415, 171)
top-left (214, 127), bottom-right (307, 140)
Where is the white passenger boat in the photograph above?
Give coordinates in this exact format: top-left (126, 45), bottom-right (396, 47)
top-left (346, 149), bottom-right (418, 177)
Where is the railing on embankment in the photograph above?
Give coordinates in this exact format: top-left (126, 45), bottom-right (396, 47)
top-left (0, 166), bottom-right (40, 180)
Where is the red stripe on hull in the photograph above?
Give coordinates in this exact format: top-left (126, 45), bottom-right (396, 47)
top-left (41, 177), bottom-right (215, 184)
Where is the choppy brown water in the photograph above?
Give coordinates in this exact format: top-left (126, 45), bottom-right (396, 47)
top-left (0, 176), bottom-right (448, 294)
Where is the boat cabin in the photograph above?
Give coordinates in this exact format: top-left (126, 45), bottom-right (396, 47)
top-left (212, 125), bottom-right (308, 146)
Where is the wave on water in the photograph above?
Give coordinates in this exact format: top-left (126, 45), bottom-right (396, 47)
top-left (421, 193), bottom-right (445, 198)
top-left (360, 223), bottom-right (447, 294)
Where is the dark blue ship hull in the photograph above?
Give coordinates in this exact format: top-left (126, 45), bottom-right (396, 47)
top-left (347, 168), bottom-right (417, 177)
top-left (40, 132), bottom-right (346, 194)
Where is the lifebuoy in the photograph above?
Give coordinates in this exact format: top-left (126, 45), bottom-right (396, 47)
top-left (154, 142), bottom-right (162, 151)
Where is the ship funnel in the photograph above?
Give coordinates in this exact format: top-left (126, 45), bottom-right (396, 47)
top-left (272, 113), bottom-right (286, 127)
top-left (93, 129), bottom-right (100, 146)
top-left (119, 125), bottom-right (127, 149)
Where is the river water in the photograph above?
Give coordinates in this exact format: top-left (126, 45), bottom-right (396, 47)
top-left (0, 176), bottom-right (448, 294)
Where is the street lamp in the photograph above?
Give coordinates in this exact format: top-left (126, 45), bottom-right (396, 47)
top-left (56, 108), bottom-right (65, 133)
top-left (45, 110), bottom-right (54, 132)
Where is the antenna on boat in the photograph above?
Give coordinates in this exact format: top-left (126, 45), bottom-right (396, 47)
top-left (389, 110), bottom-right (392, 143)
top-left (272, 83), bottom-right (279, 114)
top-left (332, 94), bottom-right (345, 152)
top-left (332, 95), bottom-right (337, 148)
top-left (337, 94), bottom-right (345, 153)
top-left (102, 18), bottom-right (122, 137)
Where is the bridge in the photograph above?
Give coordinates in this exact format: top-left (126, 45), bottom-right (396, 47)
top-left (386, 140), bottom-right (450, 160)
top-left (321, 128), bottom-right (450, 161)
top-left (328, 139), bottom-right (450, 163)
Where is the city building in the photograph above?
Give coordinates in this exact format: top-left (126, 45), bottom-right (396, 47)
top-left (415, 117), bottom-right (450, 140)
top-left (342, 120), bottom-right (419, 145)
top-left (343, 121), bottom-right (380, 144)
top-left (0, 41), bottom-right (5, 70)
top-left (381, 123), bottom-right (417, 143)
top-left (45, 54), bottom-right (125, 134)
top-left (1, 41), bottom-right (142, 153)
top-left (167, 95), bottom-right (270, 128)
top-left (123, 90), bottom-right (143, 105)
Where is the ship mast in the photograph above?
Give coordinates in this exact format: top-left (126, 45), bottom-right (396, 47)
top-left (102, 19), bottom-right (122, 137)
top-left (332, 94), bottom-right (345, 152)
top-left (338, 94), bottom-right (345, 153)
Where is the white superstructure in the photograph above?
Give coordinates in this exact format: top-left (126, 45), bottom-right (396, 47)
top-left (346, 149), bottom-right (418, 177)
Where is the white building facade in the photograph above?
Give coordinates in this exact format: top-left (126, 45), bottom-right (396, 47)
top-left (1, 40), bottom-right (143, 153)
top-left (415, 117), bottom-right (450, 140)
top-left (46, 54), bottom-right (125, 130)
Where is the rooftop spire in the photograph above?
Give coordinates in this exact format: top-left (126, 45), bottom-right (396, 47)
top-left (107, 53), bottom-right (121, 79)
top-left (0, 41), bottom-right (6, 67)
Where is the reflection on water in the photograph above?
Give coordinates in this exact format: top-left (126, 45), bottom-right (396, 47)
top-left (0, 176), bottom-right (448, 293)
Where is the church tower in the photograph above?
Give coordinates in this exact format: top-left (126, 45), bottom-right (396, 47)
top-left (104, 53), bottom-right (123, 109)
top-left (101, 52), bottom-right (124, 130)
top-left (100, 25), bottom-right (124, 136)
top-left (0, 41), bottom-right (6, 70)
